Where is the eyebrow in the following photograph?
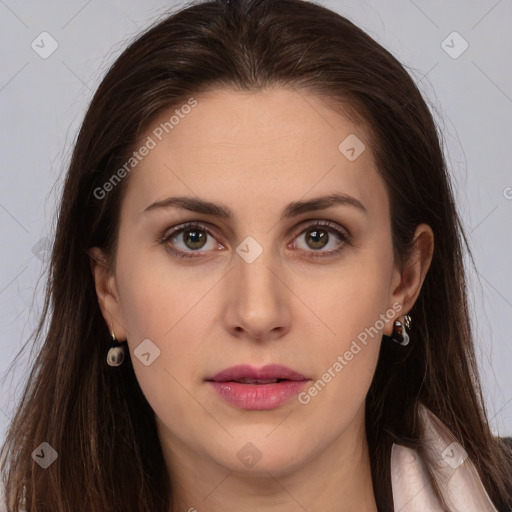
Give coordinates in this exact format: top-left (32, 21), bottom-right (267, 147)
top-left (142, 193), bottom-right (368, 219)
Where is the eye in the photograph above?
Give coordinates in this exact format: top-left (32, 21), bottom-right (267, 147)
top-left (158, 222), bottom-right (223, 260)
top-left (159, 220), bottom-right (350, 261)
top-left (290, 220), bottom-right (350, 259)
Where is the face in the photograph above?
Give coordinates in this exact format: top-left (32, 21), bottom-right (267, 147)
top-left (91, 86), bottom-right (425, 481)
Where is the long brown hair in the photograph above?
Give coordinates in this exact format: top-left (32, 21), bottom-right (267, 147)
top-left (2, 0), bottom-right (511, 510)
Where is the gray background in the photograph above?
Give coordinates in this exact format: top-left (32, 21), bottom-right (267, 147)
top-left (1, 0), bottom-right (511, 442)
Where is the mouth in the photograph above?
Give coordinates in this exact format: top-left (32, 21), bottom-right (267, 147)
top-left (207, 363), bottom-right (309, 383)
top-left (220, 378), bottom-right (295, 384)
top-left (206, 364), bottom-right (310, 410)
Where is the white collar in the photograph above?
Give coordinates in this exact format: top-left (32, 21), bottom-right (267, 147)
top-left (391, 403), bottom-right (498, 511)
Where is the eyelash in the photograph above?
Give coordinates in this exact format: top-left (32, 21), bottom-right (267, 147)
top-left (158, 220), bottom-right (351, 261)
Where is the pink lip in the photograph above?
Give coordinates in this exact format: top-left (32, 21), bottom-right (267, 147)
top-left (206, 364), bottom-right (309, 410)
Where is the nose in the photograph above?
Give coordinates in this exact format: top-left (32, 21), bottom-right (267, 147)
top-left (224, 242), bottom-right (291, 343)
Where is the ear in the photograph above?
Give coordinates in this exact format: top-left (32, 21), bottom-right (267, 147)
top-left (385, 223), bottom-right (434, 335)
top-left (88, 246), bottom-right (128, 341)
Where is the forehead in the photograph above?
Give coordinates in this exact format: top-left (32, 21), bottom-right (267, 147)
top-left (121, 87), bottom-right (387, 225)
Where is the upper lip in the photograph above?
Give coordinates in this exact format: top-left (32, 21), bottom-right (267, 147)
top-left (207, 364), bottom-right (309, 383)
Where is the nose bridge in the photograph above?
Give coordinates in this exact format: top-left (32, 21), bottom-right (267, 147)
top-left (235, 235), bottom-right (279, 306)
top-left (228, 233), bottom-right (288, 338)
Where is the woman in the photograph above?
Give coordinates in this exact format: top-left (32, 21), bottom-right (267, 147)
top-left (1, 0), bottom-right (511, 510)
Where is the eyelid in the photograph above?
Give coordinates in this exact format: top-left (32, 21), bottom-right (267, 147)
top-left (161, 221), bottom-right (220, 241)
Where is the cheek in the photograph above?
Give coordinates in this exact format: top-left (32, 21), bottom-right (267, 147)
top-left (295, 246), bottom-right (393, 409)
top-left (114, 242), bottom-right (212, 341)
top-left (113, 255), bottom-right (210, 423)
top-left (295, 286), bottom-right (385, 441)
top-left (301, 248), bottom-right (392, 346)
top-left (114, 245), bottom-right (224, 379)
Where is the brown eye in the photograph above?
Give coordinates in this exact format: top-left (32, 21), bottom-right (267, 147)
top-left (180, 228), bottom-right (208, 250)
top-left (304, 228), bottom-right (329, 250)
top-left (292, 221), bottom-right (350, 259)
top-left (159, 222), bottom-right (222, 260)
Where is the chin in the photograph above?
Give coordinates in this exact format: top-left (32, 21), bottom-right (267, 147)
top-left (208, 431), bottom-right (313, 477)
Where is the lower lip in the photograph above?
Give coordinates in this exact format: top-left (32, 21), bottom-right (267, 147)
top-left (208, 380), bottom-right (309, 410)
